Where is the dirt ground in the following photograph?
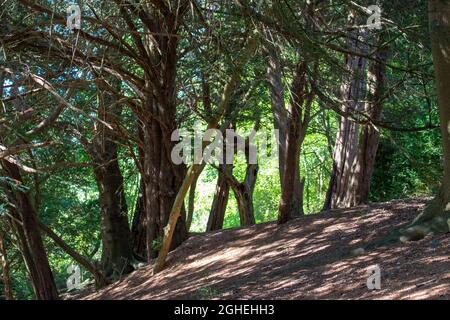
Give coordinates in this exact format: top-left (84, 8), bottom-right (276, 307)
top-left (71, 198), bottom-right (449, 300)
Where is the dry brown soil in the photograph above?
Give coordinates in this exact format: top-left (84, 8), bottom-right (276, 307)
top-left (71, 198), bottom-right (449, 300)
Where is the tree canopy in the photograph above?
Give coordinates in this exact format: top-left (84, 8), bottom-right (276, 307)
top-left (0, 0), bottom-right (448, 300)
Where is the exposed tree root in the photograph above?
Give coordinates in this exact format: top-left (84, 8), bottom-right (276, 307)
top-left (363, 195), bottom-right (450, 250)
top-left (398, 195), bottom-right (450, 242)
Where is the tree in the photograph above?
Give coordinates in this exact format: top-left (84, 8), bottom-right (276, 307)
top-left (399, 0), bottom-right (450, 241)
top-left (0, 229), bottom-right (13, 300)
top-left (12, 0), bottom-right (191, 261)
top-left (324, 34), bottom-right (389, 209)
top-left (82, 88), bottom-right (134, 277)
top-left (278, 61), bottom-right (313, 224)
top-left (267, 46), bottom-right (304, 217)
top-left (323, 15), bottom-right (370, 210)
top-left (219, 130), bottom-right (259, 227)
top-left (207, 141), bottom-right (233, 231)
top-left (1, 160), bottom-right (58, 299)
top-left (1, 0), bottom-right (447, 299)
top-left (153, 36), bottom-right (258, 272)
top-left (0, 69), bottom-right (58, 299)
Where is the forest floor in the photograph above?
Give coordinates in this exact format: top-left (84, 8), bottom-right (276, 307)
top-left (71, 198), bottom-right (449, 300)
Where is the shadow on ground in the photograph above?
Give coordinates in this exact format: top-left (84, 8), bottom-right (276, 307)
top-left (71, 198), bottom-right (450, 300)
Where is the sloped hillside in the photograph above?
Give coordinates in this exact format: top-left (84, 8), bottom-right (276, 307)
top-left (72, 198), bottom-right (449, 300)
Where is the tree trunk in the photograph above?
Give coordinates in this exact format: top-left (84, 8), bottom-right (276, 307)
top-left (213, 130), bottom-right (258, 227)
top-left (267, 47), bottom-right (303, 216)
top-left (130, 11), bottom-right (189, 261)
top-left (153, 164), bottom-right (203, 273)
top-left (234, 160), bottom-right (258, 226)
top-left (141, 101), bottom-right (187, 260)
top-left (38, 222), bottom-right (108, 287)
top-left (0, 230), bottom-right (14, 300)
top-left (8, 212), bottom-right (42, 299)
top-left (278, 61), bottom-right (311, 224)
top-left (131, 179), bottom-right (146, 257)
top-left (86, 91), bottom-right (134, 277)
top-left (400, 0), bottom-right (450, 241)
top-left (207, 142), bottom-right (233, 231)
top-left (346, 43), bottom-right (389, 206)
top-left (153, 36), bottom-right (257, 273)
top-left (234, 185), bottom-right (255, 226)
top-left (429, 0), bottom-right (450, 207)
top-left (92, 142), bottom-right (134, 277)
top-left (133, 107), bottom-right (188, 263)
top-left (207, 165), bottom-right (232, 231)
top-left (1, 160), bottom-right (58, 300)
top-left (323, 24), bottom-right (369, 210)
top-left (186, 173), bottom-right (199, 232)
top-left (131, 125), bottom-right (146, 257)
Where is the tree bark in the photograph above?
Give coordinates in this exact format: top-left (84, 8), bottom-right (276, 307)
top-left (1, 160), bottom-right (58, 300)
top-left (267, 47), bottom-right (303, 216)
top-left (207, 165), bottom-right (232, 231)
top-left (153, 163), bottom-right (202, 273)
top-left (220, 139), bottom-right (258, 227)
top-left (429, 0), bottom-right (450, 212)
top-left (153, 36), bottom-right (257, 273)
top-left (133, 117), bottom-right (188, 261)
top-left (38, 221), bottom-right (108, 287)
top-left (233, 160), bottom-right (257, 226)
top-left (400, 0), bottom-right (450, 241)
top-left (141, 108), bottom-right (188, 259)
top-left (131, 179), bottom-right (146, 257)
top-left (131, 125), bottom-right (146, 257)
top-left (323, 24), bottom-right (369, 210)
top-left (8, 212), bottom-right (42, 299)
top-left (0, 229), bottom-right (14, 300)
top-left (186, 173), bottom-right (199, 232)
top-left (85, 90), bottom-right (134, 277)
top-left (207, 142), bottom-right (233, 231)
top-left (131, 9), bottom-right (189, 261)
top-left (346, 43), bottom-right (389, 206)
top-left (91, 140), bottom-right (133, 277)
top-left (278, 61), bottom-right (311, 224)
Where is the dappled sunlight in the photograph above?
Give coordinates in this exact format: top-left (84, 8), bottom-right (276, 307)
top-left (72, 198), bottom-right (449, 300)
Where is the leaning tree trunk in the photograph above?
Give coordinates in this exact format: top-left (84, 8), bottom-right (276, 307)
top-left (38, 221), bottom-right (107, 287)
top-left (1, 160), bottom-right (58, 300)
top-left (132, 127), bottom-right (188, 261)
top-left (323, 24), bottom-right (369, 210)
top-left (399, 0), bottom-right (450, 241)
top-left (0, 229), bottom-right (14, 300)
top-left (267, 46), bottom-right (303, 216)
top-left (153, 37), bottom-right (257, 273)
top-left (7, 211), bottom-right (42, 299)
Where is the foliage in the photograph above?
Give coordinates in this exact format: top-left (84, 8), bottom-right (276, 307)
top-left (0, 0), bottom-right (443, 299)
